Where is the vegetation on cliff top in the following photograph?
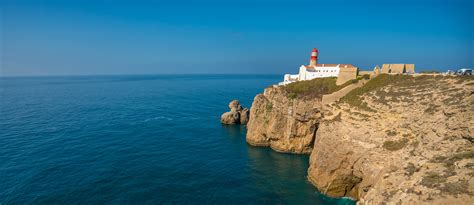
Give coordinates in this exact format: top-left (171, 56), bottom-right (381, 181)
top-left (283, 77), bottom-right (340, 99)
top-left (340, 74), bottom-right (473, 111)
top-left (283, 75), bottom-right (369, 99)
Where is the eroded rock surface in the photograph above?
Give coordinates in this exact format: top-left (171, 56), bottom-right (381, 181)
top-left (308, 75), bottom-right (474, 204)
top-left (246, 75), bottom-right (474, 204)
top-left (246, 86), bottom-right (322, 154)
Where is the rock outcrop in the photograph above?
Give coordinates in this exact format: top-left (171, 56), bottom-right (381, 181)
top-left (246, 74), bottom-right (474, 204)
top-left (246, 86), bottom-right (323, 154)
top-left (221, 100), bottom-right (250, 125)
top-left (308, 75), bottom-right (474, 204)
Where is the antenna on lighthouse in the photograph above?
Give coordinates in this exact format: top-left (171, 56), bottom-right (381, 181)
top-left (310, 48), bottom-right (318, 66)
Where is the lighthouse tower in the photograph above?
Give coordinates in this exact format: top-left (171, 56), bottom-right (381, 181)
top-left (309, 48), bottom-right (318, 66)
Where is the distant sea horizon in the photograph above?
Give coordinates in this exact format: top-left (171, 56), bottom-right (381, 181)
top-left (0, 75), bottom-right (354, 204)
top-left (0, 66), bottom-right (455, 78)
top-left (0, 73), bottom-right (282, 78)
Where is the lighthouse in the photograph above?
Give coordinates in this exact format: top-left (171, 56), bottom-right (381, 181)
top-left (278, 47), bottom-right (359, 86)
top-left (309, 48), bottom-right (318, 66)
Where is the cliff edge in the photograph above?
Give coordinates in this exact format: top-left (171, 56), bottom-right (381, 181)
top-left (308, 75), bottom-right (474, 204)
top-left (246, 74), bottom-right (474, 204)
top-left (246, 86), bottom-right (322, 153)
top-left (246, 77), bottom-right (362, 154)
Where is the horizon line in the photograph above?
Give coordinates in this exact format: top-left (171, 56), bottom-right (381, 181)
top-left (0, 73), bottom-right (287, 78)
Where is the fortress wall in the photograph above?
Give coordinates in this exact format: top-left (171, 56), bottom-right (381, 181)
top-left (336, 67), bottom-right (358, 85)
top-left (406, 64), bottom-right (415, 73)
top-left (390, 64), bottom-right (405, 73)
top-left (381, 64), bottom-right (391, 73)
top-left (381, 64), bottom-right (415, 74)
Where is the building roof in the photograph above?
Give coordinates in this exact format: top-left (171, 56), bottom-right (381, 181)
top-left (304, 64), bottom-right (356, 68)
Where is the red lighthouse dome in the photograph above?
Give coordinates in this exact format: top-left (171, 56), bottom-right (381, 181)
top-left (310, 48), bottom-right (318, 66)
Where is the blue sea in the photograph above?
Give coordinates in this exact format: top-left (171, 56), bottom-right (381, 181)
top-left (0, 75), bottom-right (354, 204)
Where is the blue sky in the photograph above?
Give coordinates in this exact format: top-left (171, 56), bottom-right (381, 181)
top-left (1, 0), bottom-right (472, 76)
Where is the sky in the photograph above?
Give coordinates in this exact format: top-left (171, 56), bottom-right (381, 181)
top-left (1, 0), bottom-right (473, 76)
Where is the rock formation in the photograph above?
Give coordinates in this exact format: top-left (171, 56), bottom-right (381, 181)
top-left (239, 108), bottom-right (250, 124)
top-left (246, 74), bottom-right (474, 204)
top-left (308, 75), bottom-right (474, 204)
top-left (246, 86), bottom-right (322, 154)
top-left (221, 100), bottom-right (250, 125)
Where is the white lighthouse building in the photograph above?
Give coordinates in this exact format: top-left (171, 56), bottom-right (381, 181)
top-left (279, 48), bottom-right (357, 85)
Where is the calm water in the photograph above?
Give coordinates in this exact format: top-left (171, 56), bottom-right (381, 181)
top-left (0, 75), bottom-right (354, 204)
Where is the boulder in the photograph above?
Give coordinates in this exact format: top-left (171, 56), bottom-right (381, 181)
top-left (220, 111), bottom-right (240, 124)
top-left (229, 100), bottom-right (243, 112)
top-left (221, 100), bottom-right (249, 125)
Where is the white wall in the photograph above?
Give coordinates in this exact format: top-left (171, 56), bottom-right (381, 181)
top-left (279, 64), bottom-right (342, 86)
top-left (299, 65), bottom-right (340, 80)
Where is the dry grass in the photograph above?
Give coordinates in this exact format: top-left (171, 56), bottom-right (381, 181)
top-left (340, 74), bottom-right (473, 111)
top-left (283, 77), bottom-right (357, 99)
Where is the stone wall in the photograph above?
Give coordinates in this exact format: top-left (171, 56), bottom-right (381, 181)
top-left (381, 64), bottom-right (415, 74)
top-left (405, 64), bottom-right (415, 74)
top-left (336, 67), bottom-right (358, 85)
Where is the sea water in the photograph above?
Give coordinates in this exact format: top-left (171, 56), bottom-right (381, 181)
top-left (0, 75), bottom-right (354, 204)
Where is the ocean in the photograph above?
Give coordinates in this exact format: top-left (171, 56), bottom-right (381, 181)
top-left (0, 75), bottom-right (354, 204)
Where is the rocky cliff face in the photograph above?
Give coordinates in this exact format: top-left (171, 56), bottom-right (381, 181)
top-left (308, 75), bottom-right (474, 204)
top-left (246, 86), bottom-right (322, 154)
top-left (246, 75), bottom-right (474, 204)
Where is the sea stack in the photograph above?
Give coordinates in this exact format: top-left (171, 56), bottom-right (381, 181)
top-left (221, 100), bottom-right (249, 125)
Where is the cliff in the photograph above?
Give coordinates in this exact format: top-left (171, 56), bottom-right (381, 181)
top-left (246, 77), bottom-right (360, 154)
top-left (246, 74), bottom-right (474, 204)
top-left (246, 86), bottom-right (322, 154)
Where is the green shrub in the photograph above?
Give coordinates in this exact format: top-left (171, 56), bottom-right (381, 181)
top-left (424, 104), bottom-right (440, 114)
top-left (350, 79), bottom-right (359, 84)
top-left (385, 130), bottom-right (398, 137)
top-left (405, 163), bottom-right (417, 176)
top-left (445, 151), bottom-right (474, 166)
top-left (431, 151), bottom-right (474, 167)
top-left (421, 172), bottom-right (447, 188)
top-left (265, 102), bottom-right (273, 112)
top-left (355, 74), bottom-right (371, 81)
top-left (361, 74), bottom-right (371, 80)
top-left (383, 138), bottom-right (409, 151)
top-left (288, 93), bottom-right (297, 100)
top-left (440, 180), bottom-right (470, 195)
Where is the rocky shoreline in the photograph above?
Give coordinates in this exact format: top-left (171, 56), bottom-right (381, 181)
top-left (242, 75), bottom-right (474, 204)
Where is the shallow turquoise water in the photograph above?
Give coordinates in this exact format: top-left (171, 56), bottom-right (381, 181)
top-left (0, 75), bottom-right (354, 204)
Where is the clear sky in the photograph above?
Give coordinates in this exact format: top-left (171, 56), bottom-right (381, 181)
top-left (1, 0), bottom-right (473, 76)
